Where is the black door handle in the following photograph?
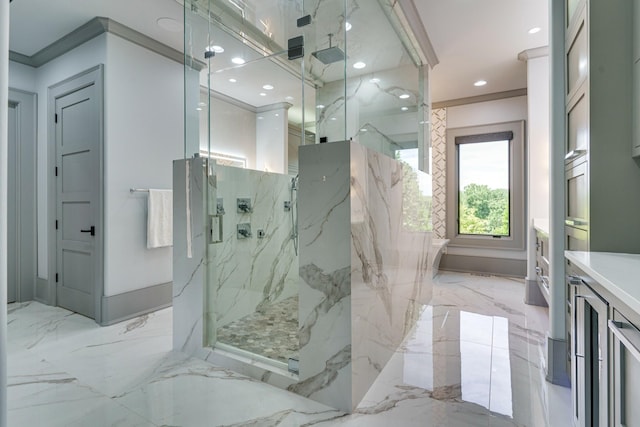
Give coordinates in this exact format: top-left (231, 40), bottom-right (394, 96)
top-left (80, 226), bottom-right (95, 236)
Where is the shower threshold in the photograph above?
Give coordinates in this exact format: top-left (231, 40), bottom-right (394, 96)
top-left (213, 342), bottom-right (299, 379)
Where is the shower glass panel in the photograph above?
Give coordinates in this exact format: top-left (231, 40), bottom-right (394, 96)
top-left (184, 0), bottom-right (349, 370)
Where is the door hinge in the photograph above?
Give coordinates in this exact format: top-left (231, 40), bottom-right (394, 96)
top-left (55, 273), bottom-right (59, 283)
top-left (55, 113), bottom-right (58, 123)
top-left (55, 167), bottom-right (58, 177)
top-left (55, 220), bottom-right (58, 230)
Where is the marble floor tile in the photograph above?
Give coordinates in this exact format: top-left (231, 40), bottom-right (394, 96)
top-left (6, 272), bottom-right (571, 426)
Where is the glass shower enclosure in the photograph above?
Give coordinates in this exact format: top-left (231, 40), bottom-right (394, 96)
top-left (180, 0), bottom-right (430, 385)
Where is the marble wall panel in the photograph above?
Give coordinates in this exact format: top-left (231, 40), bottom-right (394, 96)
top-left (296, 142), bottom-right (432, 412)
top-left (294, 142), bottom-right (353, 411)
top-left (173, 158), bottom-right (215, 357)
top-left (349, 143), bottom-right (432, 408)
top-left (213, 166), bottom-right (298, 329)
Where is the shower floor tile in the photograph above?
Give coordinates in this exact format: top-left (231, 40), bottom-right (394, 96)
top-left (216, 295), bottom-right (299, 364)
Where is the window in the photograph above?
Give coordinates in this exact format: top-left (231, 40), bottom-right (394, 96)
top-left (446, 121), bottom-right (525, 250)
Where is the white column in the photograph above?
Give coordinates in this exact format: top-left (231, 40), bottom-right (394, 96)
top-left (1, 1), bottom-right (10, 425)
top-left (518, 49), bottom-right (550, 305)
top-left (255, 102), bottom-right (291, 174)
top-left (548, 0), bottom-right (569, 385)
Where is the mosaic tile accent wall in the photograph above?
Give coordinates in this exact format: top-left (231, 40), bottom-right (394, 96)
top-left (431, 108), bottom-right (447, 239)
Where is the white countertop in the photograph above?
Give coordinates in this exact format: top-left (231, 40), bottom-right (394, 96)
top-left (533, 218), bottom-right (549, 235)
top-left (565, 251), bottom-right (640, 316)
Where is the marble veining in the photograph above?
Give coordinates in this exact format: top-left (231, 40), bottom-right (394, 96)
top-left (7, 272), bottom-right (571, 426)
top-left (296, 142), bottom-right (433, 412)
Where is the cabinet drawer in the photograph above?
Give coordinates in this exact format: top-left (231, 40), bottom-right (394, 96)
top-left (610, 309), bottom-right (640, 426)
top-left (566, 225), bottom-right (588, 251)
top-left (566, 162), bottom-right (588, 227)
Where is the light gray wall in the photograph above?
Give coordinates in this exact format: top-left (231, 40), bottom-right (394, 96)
top-left (201, 93), bottom-right (257, 168)
top-left (103, 34), bottom-right (182, 296)
top-left (8, 32), bottom-right (184, 299)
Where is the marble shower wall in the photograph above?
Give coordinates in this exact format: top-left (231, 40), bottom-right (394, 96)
top-left (173, 158), bottom-right (215, 358)
top-left (214, 165), bottom-right (298, 331)
top-left (296, 141), bottom-right (433, 412)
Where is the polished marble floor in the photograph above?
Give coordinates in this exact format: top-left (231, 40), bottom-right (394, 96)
top-left (6, 272), bottom-right (571, 426)
top-left (216, 295), bottom-right (299, 364)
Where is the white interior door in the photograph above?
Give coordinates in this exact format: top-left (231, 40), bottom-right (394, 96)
top-left (55, 82), bottom-right (100, 319)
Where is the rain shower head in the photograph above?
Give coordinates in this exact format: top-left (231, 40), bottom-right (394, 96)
top-left (312, 34), bottom-right (345, 65)
top-left (312, 47), bottom-right (345, 64)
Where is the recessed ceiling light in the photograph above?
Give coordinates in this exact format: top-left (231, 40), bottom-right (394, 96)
top-left (229, 78), bottom-right (237, 83)
top-left (206, 45), bottom-right (224, 53)
top-left (330, 117), bottom-right (337, 121)
top-left (259, 92), bottom-right (267, 96)
top-left (285, 96), bottom-right (294, 101)
top-left (369, 78), bottom-right (380, 84)
top-left (198, 102), bottom-right (207, 107)
top-left (275, 113), bottom-right (279, 117)
top-left (360, 128), bottom-right (367, 132)
top-left (262, 84), bottom-right (274, 90)
top-left (346, 22), bottom-right (352, 31)
top-left (157, 17), bottom-right (182, 32)
top-left (196, 107), bottom-right (203, 111)
top-left (399, 94), bottom-right (410, 99)
top-left (258, 116), bottom-right (264, 120)
top-left (528, 27), bottom-right (541, 34)
top-left (353, 62), bottom-right (366, 69)
top-left (232, 57), bottom-right (246, 65)
top-left (401, 107), bottom-right (409, 111)
top-left (317, 104), bottom-right (325, 109)
top-left (474, 80), bottom-right (487, 87)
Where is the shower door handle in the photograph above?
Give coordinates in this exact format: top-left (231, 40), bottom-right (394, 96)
top-left (209, 214), bottom-right (223, 244)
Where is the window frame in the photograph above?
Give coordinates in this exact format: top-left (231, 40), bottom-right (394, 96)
top-left (446, 121), bottom-right (526, 250)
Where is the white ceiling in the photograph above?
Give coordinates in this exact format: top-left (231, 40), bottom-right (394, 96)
top-left (8, 0), bottom-right (549, 105)
top-left (414, 0), bottom-right (548, 103)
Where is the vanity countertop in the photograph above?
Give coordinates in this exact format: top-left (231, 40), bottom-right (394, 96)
top-left (533, 218), bottom-right (549, 236)
top-left (565, 251), bottom-right (640, 316)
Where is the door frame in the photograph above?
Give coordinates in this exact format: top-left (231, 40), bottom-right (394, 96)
top-left (8, 88), bottom-right (37, 302)
top-left (47, 65), bottom-right (104, 323)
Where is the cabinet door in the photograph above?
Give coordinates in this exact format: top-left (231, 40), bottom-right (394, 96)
top-left (610, 310), bottom-right (640, 426)
top-left (573, 282), bottom-right (609, 426)
top-left (633, 61), bottom-right (640, 157)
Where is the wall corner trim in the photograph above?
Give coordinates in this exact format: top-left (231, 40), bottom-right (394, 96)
top-left (100, 282), bottom-right (173, 326)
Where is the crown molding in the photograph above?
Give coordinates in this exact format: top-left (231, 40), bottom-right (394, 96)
top-left (9, 17), bottom-right (205, 70)
top-left (518, 46), bottom-right (550, 61)
top-left (432, 88), bottom-right (527, 109)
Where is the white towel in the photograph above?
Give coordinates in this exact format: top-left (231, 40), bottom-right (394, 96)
top-left (147, 189), bottom-right (173, 249)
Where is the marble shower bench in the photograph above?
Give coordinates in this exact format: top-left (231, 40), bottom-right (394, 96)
top-left (172, 141), bottom-right (434, 412)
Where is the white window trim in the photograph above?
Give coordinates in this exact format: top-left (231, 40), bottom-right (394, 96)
top-left (446, 120), bottom-right (526, 250)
